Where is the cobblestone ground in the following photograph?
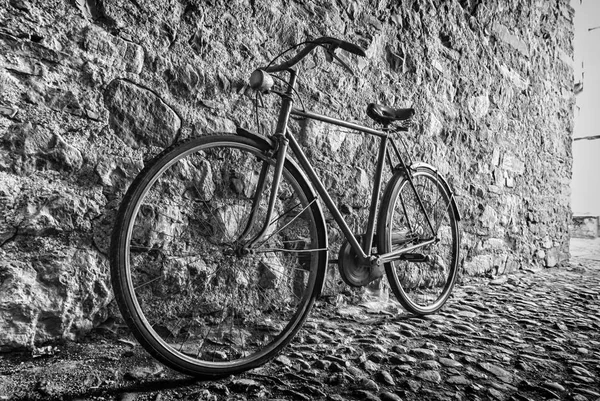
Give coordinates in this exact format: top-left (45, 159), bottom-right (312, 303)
top-left (1, 241), bottom-right (599, 401)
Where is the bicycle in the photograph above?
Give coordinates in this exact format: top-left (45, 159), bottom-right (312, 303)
top-left (110, 37), bottom-right (461, 377)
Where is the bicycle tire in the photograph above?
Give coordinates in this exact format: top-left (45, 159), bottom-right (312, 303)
top-left (110, 134), bottom-right (327, 377)
top-left (377, 165), bottom-right (460, 315)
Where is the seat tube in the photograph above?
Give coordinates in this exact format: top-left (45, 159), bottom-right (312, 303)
top-left (247, 69), bottom-right (297, 247)
top-left (363, 135), bottom-right (388, 252)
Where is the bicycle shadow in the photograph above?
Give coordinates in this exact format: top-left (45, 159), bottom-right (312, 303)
top-left (9, 377), bottom-right (211, 401)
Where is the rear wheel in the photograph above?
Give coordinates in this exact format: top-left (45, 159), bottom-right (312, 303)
top-left (377, 166), bottom-right (459, 314)
top-left (110, 134), bottom-right (327, 377)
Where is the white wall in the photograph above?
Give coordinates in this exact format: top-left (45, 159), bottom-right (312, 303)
top-left (571, 0), bottom-right (600, 216)
top-left (572, 140), bottom-right (600, 215)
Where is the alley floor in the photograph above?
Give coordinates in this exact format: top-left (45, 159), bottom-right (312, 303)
top-left (1, 239), bottom-right (599, 401)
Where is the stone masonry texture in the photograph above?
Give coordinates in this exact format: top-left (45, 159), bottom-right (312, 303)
top-left (0, 0), bottom-right (574, 350)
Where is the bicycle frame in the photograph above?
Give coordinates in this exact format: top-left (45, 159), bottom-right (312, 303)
top-left (249, 68), bottom-right (436, 267)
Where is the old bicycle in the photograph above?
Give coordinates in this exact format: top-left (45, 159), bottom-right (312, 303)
top-left (110, 37), bottom-right (461, 377)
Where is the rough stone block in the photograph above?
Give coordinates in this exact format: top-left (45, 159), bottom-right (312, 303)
top-left (545, 247), bottom-right (560, 267)
top-left (499, 64), bottom-right (529, 90)
top-left (501, 153), bottom-right (525, 175)
top-left (479, 206), bottom-right (499, 228)
top-left (492, 22), bottom-right (530, 57)
top-left (467, 94), bottom-right (490, 120)
top-left (464, 255), bottom-right (493, 276)
top-left (556, 47), bottom-right (574, 69)
top-left (0, 249), bottom-right (110, 351)
top-left (83, 26), bottom-right (144, 74)
top-left (103, 79), bottom-right (181, 148)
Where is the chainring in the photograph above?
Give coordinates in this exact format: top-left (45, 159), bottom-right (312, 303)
top-left (338, 237), bottom-right (371, 287)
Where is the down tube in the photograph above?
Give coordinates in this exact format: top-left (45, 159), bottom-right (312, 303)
top-left (286, 133), bottom-right (369, 261)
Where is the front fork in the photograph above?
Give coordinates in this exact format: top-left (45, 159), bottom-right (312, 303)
top-left (241, 69), bottom-right (298, 250)
top-left (244, 135), bottom-right (289, 249)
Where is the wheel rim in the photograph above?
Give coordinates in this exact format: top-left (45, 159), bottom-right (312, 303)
top-left (386, 170), bottom-right (458, 313)
top-left (120, 140), bottom-right (322, 370)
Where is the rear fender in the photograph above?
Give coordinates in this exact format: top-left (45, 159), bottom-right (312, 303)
top-left (410, 162), bottom-right (461, 221)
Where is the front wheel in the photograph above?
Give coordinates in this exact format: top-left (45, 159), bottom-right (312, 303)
top-left (377, 165), bottom-right (460, 315)
top-left (110, 134), bottom-right (327, 377)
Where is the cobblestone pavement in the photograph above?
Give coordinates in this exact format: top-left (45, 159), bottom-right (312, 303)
top-left (1, 242), bottom-right (599, 401)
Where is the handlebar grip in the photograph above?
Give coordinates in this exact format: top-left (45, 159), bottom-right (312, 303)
top-left (315, 37), bottom-right (366, 57)
top-left (336, 40), bottom-right (366, 57)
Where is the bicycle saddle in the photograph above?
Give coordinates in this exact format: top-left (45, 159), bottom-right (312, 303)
top-left (366, 103), bottom-right (415, 126)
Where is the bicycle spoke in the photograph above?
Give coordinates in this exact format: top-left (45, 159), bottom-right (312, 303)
top-left (252, 247), bottom-right (326, 254)
top-left (255, 198), bottom-right (317, 248)
top-left (134, 276), bottom-right (161, 290)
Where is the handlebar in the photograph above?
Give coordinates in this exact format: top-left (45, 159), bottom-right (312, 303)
top-left (263, 37), bottom-right (366, 73)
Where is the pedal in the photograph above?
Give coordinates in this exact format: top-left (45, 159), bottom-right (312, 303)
top-left (399, 253), bottom-right (429, 262)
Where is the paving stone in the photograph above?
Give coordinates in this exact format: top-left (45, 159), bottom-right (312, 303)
top-left (275, 355), bottom-right (292, 366)
top-left (389, 354), bottom-right (417, 364)
top-left (439, 357), bottom-right (463, 368)
top-left (466, 366), bottom-right (488, 379)
top-left (409, 348), bottom-right (435, 359)
top-left (487, 387), bottom-right (507, 400)
top-left (347, 365), bottom-right (366, 378)
top-left (353, 390), bottom-right (380, 401)
top-left (357, 378), bottom-right (379, 392)
top-left (379, 391), bottom-right (403, 401)
top-left (391, 345), bottom-right (407, 354)
top-left (456, 310), bottom-right (478, 318)
top-left (574, 388), bottom-right (600, 398)
top-left (229, 379), bottom-right (263, 393)
top-left (323, 355), bottom-right (347, 366)
top-left (573, 375), bottom-right (595, 384)
top-left (404, 379), bottom-right (421, 392)
top-left (419, 360), bottom-right (441, 370)
top-left (478, 362), bottom-right (513, 383)
top-left (543, 381), bottom-right (566, 392)
top-left (369, 352), bottom-right (387, 363)
top-left (415, 370), bottom-right (441, 384)
top-left (393, 365), bottom-right (413, 374)
top-left (362, 360), bottom-right (379, 373)
top-left (571, 365), bottom-right (594, 377)
top-left (423, 342), bottom-right (438, 351)
top-left (446, 375), bottom-right (471, 385)
top-left (377, 370), bottom-right (395, 386)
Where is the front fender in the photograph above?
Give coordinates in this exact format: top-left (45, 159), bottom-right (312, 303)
top-left (236, 127), bottom-right (276, 149)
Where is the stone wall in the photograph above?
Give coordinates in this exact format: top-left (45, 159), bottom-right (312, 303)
top-left (0, 0), bottom-right (574, 350)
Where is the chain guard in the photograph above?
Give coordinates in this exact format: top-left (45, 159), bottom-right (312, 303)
top-left (338, 235), bottom-right (372, 287)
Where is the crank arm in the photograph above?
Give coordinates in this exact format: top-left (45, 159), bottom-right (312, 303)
top-left (378, 238), bottom-right (436, 264)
